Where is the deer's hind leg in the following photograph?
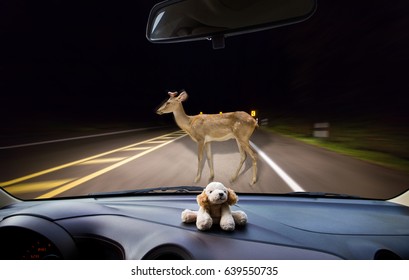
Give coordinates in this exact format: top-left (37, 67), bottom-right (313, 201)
top-left (204, 142), bottom-right (214, 182)
top-left (232, 138), bottom-right (257, 185)
top-left (231, 138), bottom-right (247, 183)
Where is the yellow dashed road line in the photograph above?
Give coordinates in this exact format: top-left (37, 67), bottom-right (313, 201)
top-left (0, 131), bottom-right (186, 198)
top-left (78, 158), bottom-right (126, 165)
top-left (0, 131), bottom-right (185, 188)
top-left (37, 133), bottom-right (185, 199)
top-left (124, 147), bottom-right (152, 151)
top-left (5, 179), bottom-right (76, 194)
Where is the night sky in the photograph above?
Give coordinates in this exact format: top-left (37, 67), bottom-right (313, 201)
top-left (1, 0), bottom-right (409, 130)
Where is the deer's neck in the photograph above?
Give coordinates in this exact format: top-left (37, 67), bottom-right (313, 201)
top-left (173, 104), bottom-right (191, 131)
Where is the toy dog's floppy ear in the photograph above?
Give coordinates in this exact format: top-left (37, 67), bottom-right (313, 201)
top-left (197, 190), bottom-right (210, 210)
top-left (227, 188), bottom-right (238, 205)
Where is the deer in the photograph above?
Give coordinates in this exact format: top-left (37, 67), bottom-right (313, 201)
top-left (156, 90), bottom-right (258, 185)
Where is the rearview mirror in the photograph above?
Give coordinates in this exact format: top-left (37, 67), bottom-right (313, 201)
top-left (146, 0), bottom-right (317, 49)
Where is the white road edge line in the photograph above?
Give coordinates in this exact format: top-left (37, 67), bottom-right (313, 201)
top-left (250, 141), bottom-right (305, 192)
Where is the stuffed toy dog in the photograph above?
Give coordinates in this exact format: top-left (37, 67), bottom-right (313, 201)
top-left (181, 182), bottom-right (247, 231)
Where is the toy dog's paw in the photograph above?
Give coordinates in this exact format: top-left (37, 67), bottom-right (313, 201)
top-left (220, 215), bottom-right (235, 231)
top-left (233, 210), bottom-right (248, 226)
top-left (181, 209), bottom-right (197, 223)
top-left (196, 218), bottom-right (212, 231)
top-left (220, 222), bottom-right (235, 231)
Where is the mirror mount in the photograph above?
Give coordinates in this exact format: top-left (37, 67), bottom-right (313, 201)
top-left (210, 34), bottom-right (225, 50)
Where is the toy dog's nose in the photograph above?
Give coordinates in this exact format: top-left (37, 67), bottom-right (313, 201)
top-left (219, 192), bottom-right (224, 197)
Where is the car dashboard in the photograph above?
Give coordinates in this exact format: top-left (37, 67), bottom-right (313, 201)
top-left (1, 190), bottom-right (409, 260)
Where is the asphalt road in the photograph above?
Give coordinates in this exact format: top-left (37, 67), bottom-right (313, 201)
top-left (1, 126), bottom-right (408, 200)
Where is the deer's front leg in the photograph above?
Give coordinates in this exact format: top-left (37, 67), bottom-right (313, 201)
top-left (195, 141), bottom-right (205, 183)
top-left (204, 142), bottom-right (214, 182)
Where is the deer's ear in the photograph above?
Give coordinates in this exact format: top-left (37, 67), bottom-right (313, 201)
top-left (168, 91), bottom-right (178, 97)
top-left (177, 91), bottom-right (188, 102)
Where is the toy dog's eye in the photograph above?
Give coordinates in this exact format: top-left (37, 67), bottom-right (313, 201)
top-left (209, 190), bottom-right (213, 194)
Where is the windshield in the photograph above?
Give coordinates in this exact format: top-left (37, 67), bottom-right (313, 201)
top-left (1, 0), bottom-right (408, 201)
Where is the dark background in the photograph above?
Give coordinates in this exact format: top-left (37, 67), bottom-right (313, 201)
top-left (1, 0), bottom-right (408, 131)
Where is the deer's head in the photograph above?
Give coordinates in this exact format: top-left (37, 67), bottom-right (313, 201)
top-left (156, 90), bottom-right (188, 115)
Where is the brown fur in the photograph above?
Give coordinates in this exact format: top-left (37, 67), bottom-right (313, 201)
top-left (156, 90), bottom-right (258, 185)
top-left (181, 182), bottom-right (247, 231)
top-left (197, 187), bottom-right (238, 213)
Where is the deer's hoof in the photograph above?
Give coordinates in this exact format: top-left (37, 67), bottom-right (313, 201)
top-left (230, 176), bottom-right (237, 183)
